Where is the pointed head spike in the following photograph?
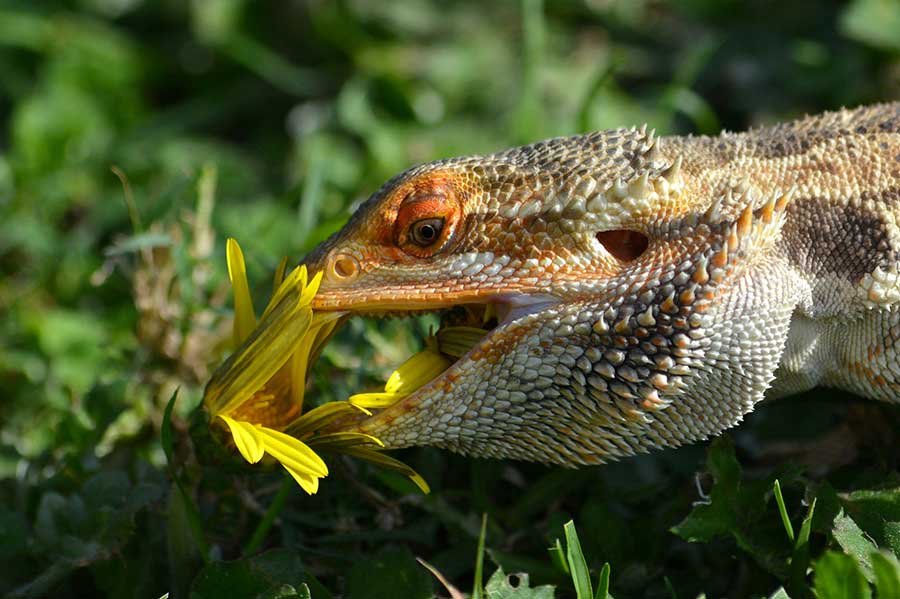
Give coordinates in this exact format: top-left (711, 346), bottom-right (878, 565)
top-left (663, 156), bottom-right (683, 185)
top-left (737, 205), bottom-right (753, 237)
top-left (712, 240), bottom-right (729, 268)
top-left (629, 171), bottom-right (652, 198)
top-left (646, 140), bottom-right (663, 164)
top-left (774, 186), bottom-right (796, 212)
top-left (759, 195), bottom-right (777, 223)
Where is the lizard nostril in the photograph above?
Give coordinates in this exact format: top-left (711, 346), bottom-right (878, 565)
top-left (328, 253), bottom-right (359, 281)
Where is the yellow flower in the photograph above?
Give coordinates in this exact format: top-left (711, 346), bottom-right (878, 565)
top-left (204, 239), bottom-right (433, 495)
top-left (348, 327), bottom-right (488, 409)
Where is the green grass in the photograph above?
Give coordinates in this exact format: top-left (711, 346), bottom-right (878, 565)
top-left (1, 1), bottom-right (900, 597)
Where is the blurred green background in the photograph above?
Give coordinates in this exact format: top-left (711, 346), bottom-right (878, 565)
top-left (1, 1), bottom-right (899, 598)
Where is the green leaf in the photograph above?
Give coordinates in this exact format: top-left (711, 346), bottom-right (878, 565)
top-left (189, 549), bottom-right (311, 599)
top-left (830, 512), bottom-right (876, 582)
top-left (841, 0), bottom-right (900, 52)
top-left (0, 508), bottom-right (27, 560)
top-left (842, 488), bottom-right (900, 555)
top-left (594, 562), bottom-right (610, 599)
top-left (256, 584), bottom-right (310, 599)
top-left (484, 568), bottom-right (555, 599)
top-left (564, 520), bottom-right (593, 599)
top-left (161, 389), bottom-right (179, 467)
top-left (871, 551), bottom-right (900, 598)
top-left (169, 484), bottom-right (203, 599)
top-left (812, 551), bottom-right (871, 599)
top-left (674, 438), bottom-right (796, 578)
top-left (886, 521), bottom-right (900, 556)
top-left (344, 547), bottom-right (433, 599)
top-left (82, 470), bottom-right (130, 512)
top-left (162, 391), bottom-right (210, 565)
top-left (768, 588), bottom-right (791, 599)
top-left (670, 438), bottom-right (741, 542)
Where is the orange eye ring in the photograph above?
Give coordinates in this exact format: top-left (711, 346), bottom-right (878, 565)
top-left (393, 189), bottom-right (462, 257)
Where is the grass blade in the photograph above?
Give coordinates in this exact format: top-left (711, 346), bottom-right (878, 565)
top-left (243, 475), bottom-right (292, 556)
top-left (594, 562), bottom-right (610, 599)
top-left (788, 497), bottom-right (817, 595)
top-left (564, 520), bottom-right (593, 599)
top-left (774, 480), bottom-right (795, 543)
top-left (549, 538), bottom-right (569, 575)
top-left (472, 513), bottom-right (488, 599)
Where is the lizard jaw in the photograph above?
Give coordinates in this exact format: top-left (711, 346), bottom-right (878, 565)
top-left (317, 291), bottom-right (562, 436)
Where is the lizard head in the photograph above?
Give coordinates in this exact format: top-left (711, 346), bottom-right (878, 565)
top-left (304, 129), bottom-right (662, 317)
top-left (303, 127), bottom-right (796, 465)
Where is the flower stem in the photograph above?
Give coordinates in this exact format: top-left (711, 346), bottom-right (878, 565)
top-left (243, 475), bottom-right (292, 556)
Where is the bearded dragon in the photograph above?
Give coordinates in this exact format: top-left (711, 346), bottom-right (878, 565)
top-left (302, 103), bottom-right (900, 466)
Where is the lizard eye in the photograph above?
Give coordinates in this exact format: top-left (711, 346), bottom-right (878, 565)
top-left (410, 218), bottom-right (444, 246)
top-left (393, 187), bottom-right (462, 257)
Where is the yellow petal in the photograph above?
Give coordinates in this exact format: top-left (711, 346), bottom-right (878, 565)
top-left (436, 326), bottom-right (489, 358)
top-left (262, 264), bottom-right (309, 320)
top-left (287, 313), bottom-right (341, 411)
top-left (348, 392), bottom-right (407, 409)
top-left (300, 270), bottom-right (323, 306)
top-left (286, 468), bottom-right (320, 495)
top-left (409, 473), bottom-right (431, 495)
top-left (340, 446), bottom-right (430, 494)
top-left (254, 425), bottom-right (328, 478)
top-left (226, 238), bottom-right (257, 345)
top-left (384, 346), bottom-right (453, 395)
top-left (306, 432), bottom-right (385, 450)
top-left (219, 415), bottom-right (265, 464)
top-left (272, 256), bottom-right (288, 293)
top-left (482, 303), bottom-right (499, 324)
top-left (299, 264), bottom-right (308, 289)
top-left (284, 401), bottom-right (371, 438)
top-left (308, 315), bottom-right (341, 370)
top-left (204, 299), bottom-right (312, 417)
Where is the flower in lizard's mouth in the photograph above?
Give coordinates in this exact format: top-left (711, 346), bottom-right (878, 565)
top-left (203, 239), bottom-right (431, 495)
top-left (203, 241), bottom-right (556, 494)
top-left (344, 307), bottom-right (498, 411)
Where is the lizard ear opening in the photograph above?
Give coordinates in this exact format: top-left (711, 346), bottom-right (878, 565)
top-left (596, 229), bottom-right (649, 262)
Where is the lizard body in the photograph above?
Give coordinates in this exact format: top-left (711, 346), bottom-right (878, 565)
top-left (304, 103), bottom-right (900, 465)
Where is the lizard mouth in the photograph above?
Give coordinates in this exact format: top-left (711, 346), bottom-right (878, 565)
top-left (319, 293), bottom-right (560, 430)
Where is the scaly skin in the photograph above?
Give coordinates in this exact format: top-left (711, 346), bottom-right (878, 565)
top-left (303, 103), bottom-right (900, 466)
